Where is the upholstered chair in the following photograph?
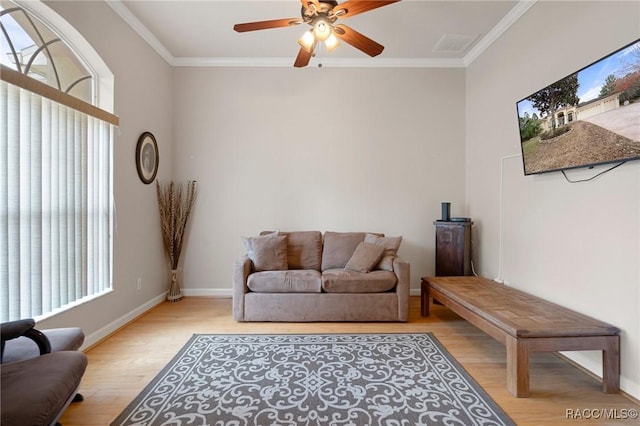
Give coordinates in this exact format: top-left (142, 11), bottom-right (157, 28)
top-left (1, 319), bottom-right (87, 426)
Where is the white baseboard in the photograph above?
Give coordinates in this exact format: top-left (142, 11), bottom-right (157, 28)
top-left (182, 288), bottom-right (232, 297)
top-left (81, 292), bottom-right (167, 350)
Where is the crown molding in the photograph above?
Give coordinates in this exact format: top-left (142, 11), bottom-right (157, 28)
top-left (172, 56), bottom-right (467, 68)
top-left (106, 0), bottom-right (174, 64)
top-left (108, 0), bottom-right (536, 69)
top-left (463, 0), bottom-right (537, 66)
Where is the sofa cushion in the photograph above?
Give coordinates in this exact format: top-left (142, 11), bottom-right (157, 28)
top-left (321, 232), bottom-right (369, 271)
top-left (365, 234), bottom-right (403, 271)
top-left (1, 351), bottom-right (87, 426)
top-left (248, 270), bottom-right (322, 293)
top-left (322, 269), bottom-right (397, 293)
top-left (344, 242), bottom-right (385, 273)
top-left (262, 231), bottom-right (322, 271)
top-left (242, 234), bottom-right (288, 271)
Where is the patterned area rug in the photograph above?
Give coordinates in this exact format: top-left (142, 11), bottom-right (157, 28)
top-left (111, 333), bottom-right (514, 426)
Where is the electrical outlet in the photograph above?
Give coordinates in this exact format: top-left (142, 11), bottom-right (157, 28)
top-left (137, 278), bottom-right (142, 290)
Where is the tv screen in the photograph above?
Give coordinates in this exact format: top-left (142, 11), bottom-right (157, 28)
top-left (517, 39), bottom-right (640, 175)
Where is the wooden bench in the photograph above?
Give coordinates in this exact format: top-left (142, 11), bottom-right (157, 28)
top-left (421, 276), bottom-right (620, 398)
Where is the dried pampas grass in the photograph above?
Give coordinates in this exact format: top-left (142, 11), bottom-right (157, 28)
top-left (156, 180), bottom-right (197, 301)
top-left (156, 180), bottom-right (197, 268)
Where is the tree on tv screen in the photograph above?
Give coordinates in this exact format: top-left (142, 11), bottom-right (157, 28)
top-left (599, 74), bottom-right (617, 97)
top-left (519, 112), bottom-right (542, 141)
top-left (527, 74), bottom-right (579, 131)
top-left (616, 70), bottom-right (640, 103)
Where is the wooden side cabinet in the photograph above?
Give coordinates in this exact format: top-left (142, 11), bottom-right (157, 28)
top-left (434, 221), bottom-right (473, 276)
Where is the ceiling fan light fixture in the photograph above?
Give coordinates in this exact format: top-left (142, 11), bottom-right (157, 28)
top-left (325, 33), bottom-right (339, 51)
top-left (313, 18), bottom-right (332, 41)
top-left (297, 29), bottom-right (315, 52)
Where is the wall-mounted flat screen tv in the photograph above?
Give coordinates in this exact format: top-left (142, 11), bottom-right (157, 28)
top-left (517, 39), bottom-right (640, 175)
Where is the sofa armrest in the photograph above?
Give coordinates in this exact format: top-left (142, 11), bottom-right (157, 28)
top-left (393, 256), bottom-right (410, 322)
top-left (232, 255), bottom-right (253, 321)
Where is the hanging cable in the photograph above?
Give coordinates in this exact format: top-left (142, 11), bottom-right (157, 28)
top-left (561, 161), bottom-right (627, 183)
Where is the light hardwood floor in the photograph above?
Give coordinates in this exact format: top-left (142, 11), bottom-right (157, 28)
top-left (60, 296), bottom-right (639, 425)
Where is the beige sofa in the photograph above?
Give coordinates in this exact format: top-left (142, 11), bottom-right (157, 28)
top-left (233, 231), bottom-right (410, 322)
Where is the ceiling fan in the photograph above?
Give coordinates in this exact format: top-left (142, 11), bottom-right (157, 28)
top-left (233, 0), bottom-right (400, 67)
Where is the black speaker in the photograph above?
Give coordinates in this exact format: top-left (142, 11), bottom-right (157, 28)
top-left (441, 202), bottom-right (451, 221)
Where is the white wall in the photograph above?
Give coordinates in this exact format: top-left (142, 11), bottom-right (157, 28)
top-left (465, 1), bottom-right (640, 399)
top-left (36, 1), bottom-right (173, 344)
top-left (172, 67), bottom-right (466, 294)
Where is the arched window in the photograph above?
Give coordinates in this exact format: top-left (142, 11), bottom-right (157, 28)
top-left (1, 0), bottom-right (118, 321)
top-left (1, 1), bottom-right (92, 101)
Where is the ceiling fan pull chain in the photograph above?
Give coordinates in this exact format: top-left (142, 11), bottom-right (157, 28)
top-left (315, 42), bottom-right (325, 67)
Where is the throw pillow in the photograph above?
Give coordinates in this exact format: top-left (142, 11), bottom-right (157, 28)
top-left (242, 234), bottom-right (288, 272)
top-left (260, 230), bottom-right (323, 271)
top-left (344, 242), bottom-right (385, 273)
top-left (364, 234), bottom-right (403, 271)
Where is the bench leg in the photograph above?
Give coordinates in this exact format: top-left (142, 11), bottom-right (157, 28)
top-left (506, 335), bottom-right (530, 397)
top-left (421, 281), bottom-right (431, 317)
top-left (602, 335), bottom-right (620, 394)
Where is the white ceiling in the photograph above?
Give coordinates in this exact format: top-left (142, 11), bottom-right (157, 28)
top-left (108, 0), bottom-right (537, 68)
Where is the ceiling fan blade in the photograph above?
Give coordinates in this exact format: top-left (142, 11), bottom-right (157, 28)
top-left (333, 0), bottom-right (400, 19)
top-left (294, 47), bottom-right (313, 68)
top-left (333, 24), bottom-right (384, 57)
top-left (233, 18), bottom-right (302, 33)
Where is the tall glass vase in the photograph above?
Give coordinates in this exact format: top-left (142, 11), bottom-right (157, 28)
top-left (168, 269), bottom-right (182, 302)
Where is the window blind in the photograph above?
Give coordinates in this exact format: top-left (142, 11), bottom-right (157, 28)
top-left (0, 79), bottom-right (114, 321)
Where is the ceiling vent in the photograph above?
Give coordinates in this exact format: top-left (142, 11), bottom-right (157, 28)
top-left (433, 33), bottom-right (478, 53)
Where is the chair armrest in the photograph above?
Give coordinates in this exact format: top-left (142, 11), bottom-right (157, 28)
top-left (1, 319), bottom-right (51, 362)
top-left (232, 255), bottom-right (253, 321)
top-left (1, 319), bottom-right (35, 342)
top-left (393, 256), bottom-right (411, 322)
